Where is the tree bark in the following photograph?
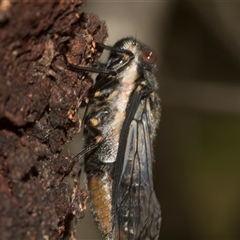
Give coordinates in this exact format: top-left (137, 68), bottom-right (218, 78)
top-left (0, 1), bottom-right (108, 239)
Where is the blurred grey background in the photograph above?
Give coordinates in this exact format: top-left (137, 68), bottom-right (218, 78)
top-left (64, 1), bottom-right (240, 239)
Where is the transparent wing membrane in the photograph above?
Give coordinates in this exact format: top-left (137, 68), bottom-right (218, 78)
top-left (113, 96), bottom-right (161, 240)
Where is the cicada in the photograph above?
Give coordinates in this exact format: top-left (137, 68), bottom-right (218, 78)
top-left (65, 37), bottom-right (161, 239)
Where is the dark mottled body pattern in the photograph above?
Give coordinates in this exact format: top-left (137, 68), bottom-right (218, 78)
top-left (82, 38), bottom-right (161, 239)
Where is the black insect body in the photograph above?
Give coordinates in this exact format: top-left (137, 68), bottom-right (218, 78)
top-left (66, 37), bottom-right (161, 240)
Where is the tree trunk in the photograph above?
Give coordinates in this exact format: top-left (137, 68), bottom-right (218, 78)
top-left (0, 1), bottom-right (107, 239)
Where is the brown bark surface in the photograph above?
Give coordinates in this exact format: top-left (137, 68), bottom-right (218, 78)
top-left (0, 1), bottom-right (108, 239)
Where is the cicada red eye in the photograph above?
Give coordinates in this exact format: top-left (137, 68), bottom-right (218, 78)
top-left (141, 49), bottom-right (157, 64)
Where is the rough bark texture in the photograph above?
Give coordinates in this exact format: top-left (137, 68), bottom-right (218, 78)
top-left (0, 1), bottom-right (108, 239)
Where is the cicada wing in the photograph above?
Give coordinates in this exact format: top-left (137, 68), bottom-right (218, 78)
top-left (112, 97), bottom-right (161, 240)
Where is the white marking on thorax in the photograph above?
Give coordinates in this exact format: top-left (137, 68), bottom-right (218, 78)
top-left (102, 58), bottom-right (139, 163)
